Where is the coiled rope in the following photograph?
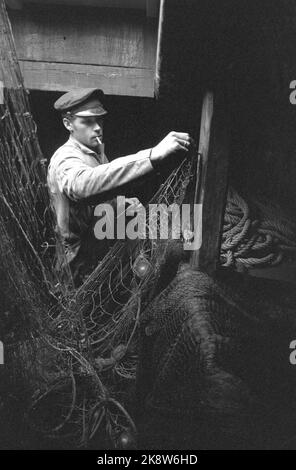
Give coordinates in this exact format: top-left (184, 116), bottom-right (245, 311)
top-left (221, 187), bottom-right (296, 269)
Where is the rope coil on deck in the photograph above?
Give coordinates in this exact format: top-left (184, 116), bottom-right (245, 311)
top-left (221, 188), bottom-right (296, 269)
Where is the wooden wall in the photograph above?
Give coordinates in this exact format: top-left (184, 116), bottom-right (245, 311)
top-left (7, 3), bottom-right (158, 96)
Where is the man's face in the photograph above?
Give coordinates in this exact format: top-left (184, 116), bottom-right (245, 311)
top-left (65, 116), bottom-right (104, 149)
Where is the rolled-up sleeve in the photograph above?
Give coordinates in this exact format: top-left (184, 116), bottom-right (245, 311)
top-left (54, 149), bottom-right (154, 201)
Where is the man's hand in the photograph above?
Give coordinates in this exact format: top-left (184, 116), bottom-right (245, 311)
top-left (150, 131), bottom-right (194, 167)
top-left (125, 197), bottom-right (144, 214)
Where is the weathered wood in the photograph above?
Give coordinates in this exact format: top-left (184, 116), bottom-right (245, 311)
top-left (190, 92), bottom-right (230, 274)
top-left (154, 0), bottom-right (165, 97)
top-left (190, 92), bottom-right (214, 270)
top-left (8, 3), bottom-right (158, 96)
top-left (19, 60), bottom-right (154, 96)
top-left (10, 5), bottom-right (157, 68)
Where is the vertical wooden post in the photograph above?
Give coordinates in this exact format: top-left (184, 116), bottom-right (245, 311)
top-left (190, 91), bottom-right (230, 274)
top-left (154, 0), bottom-right (166, 98)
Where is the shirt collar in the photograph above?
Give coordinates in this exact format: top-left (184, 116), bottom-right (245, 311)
top-left (68, 135), bottom-right (101, 159)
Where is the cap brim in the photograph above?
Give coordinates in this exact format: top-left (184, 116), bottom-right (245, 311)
top-left (74, 108), bottom-right (107, 117)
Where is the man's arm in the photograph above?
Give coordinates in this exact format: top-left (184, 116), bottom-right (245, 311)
top-left (53, 132), bottom-right (193, 202)
top-left (54, 149), bottom-right (154, 201)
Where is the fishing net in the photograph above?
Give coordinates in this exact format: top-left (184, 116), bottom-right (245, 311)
top-left (136, 265), bottom-right (296, 450)
top-left (0, 0), bottom-right (198, 449)
top-left (1, 0), bottom-right (296, 449)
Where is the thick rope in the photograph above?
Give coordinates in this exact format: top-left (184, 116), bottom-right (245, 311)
top-left (221, 187), bottom-right (296, 269)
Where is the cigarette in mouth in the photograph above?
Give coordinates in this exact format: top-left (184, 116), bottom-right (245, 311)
top-left (96, 137), bottom-right (102, 145)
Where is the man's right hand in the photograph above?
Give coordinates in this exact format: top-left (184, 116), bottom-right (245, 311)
top-left (150, 131), bottom-right (194, 167)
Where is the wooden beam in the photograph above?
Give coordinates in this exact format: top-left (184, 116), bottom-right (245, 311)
top-left (19, 60), bottom-right (154, 97)
top-left (190, 91), bottom-right (214, 268)
top-left (10, 6), bottom-right (158, 69)
top-left (8, 4), bottom-right (158, 95)
top-left (190, 91), bottom-right (230, 274)
top-left (154, 0), bottom-right (165, 97)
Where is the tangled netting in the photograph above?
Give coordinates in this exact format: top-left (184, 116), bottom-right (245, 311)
top-left (0, 1), bottom-right (197, 448)
top-left (136, 265), bottom-right (296, 450)
top-left (1, 0), bottom-right (296, 449)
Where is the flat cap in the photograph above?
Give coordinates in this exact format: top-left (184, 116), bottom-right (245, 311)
top-left (54, 88), bottom-right (107, 117)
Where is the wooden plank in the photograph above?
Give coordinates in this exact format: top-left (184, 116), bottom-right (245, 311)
top-left (154, 0), bottom-right (165, 97)
top-left (9, 5), bottom-right (158, 69)
top-left (190, 92), bottom-right (214, 269)
top-left (19, 60), bottom-right (154, 97)
top-left (190, 92), bottom-right (230, 274)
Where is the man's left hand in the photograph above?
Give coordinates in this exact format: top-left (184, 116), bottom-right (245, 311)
top-left (125, 197), bottom-right (144, 214)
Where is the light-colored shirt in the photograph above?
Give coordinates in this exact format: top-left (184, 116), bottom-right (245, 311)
top-left (47, 135), bottom-right (154, 283)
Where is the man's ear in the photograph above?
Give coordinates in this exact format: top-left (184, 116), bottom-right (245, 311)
top-left (63, 117), bottom-right (73, 133)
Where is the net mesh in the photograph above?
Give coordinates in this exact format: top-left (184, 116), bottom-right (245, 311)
top-left (1, 0), bottom-right (296, 448)
top-left (0, 0), bottom-right (197, 448)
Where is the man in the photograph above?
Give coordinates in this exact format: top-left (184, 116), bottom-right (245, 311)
top-left (47, 88), bottom-right (193, 286)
